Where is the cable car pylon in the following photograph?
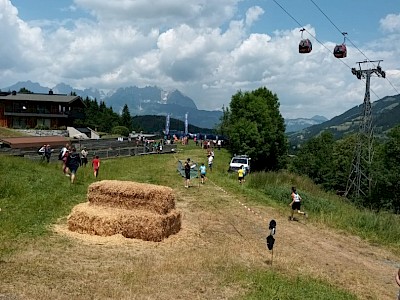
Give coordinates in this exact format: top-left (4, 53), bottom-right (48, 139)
top-left (345, 60), bottom-right (386, 199)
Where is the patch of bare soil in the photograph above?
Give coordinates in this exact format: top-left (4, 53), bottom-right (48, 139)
top-left (0, 180), bottom-right (399, 300)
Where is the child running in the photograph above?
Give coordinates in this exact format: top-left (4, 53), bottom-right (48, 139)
top-left (238, 165), bottom-right (245, 184)
top-left (199, 162), bottom-right (207, 184)
top-left (289, 186), bottom-right (308, 221)
top-left (92, 155), bottom-right (100, 178)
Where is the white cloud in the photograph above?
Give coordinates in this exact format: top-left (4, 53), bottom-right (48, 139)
top-left (245, 6), bottom-right (264, 28)
top-left (0, 1), bottom-right (399, 120)
top-left (380, 13), bottom-right (400, 33)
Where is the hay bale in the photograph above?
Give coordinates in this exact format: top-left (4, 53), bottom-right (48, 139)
top-left (87, 180), bottom-right (175, 214)
top-left (67, 202), bottom-right (181, 242)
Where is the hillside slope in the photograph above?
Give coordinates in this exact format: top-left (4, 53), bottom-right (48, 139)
top-left (288, 94), bottom-right (400, 145)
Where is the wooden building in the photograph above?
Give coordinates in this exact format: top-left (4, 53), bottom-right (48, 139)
top-left (0, 91), bottom-right (85, 129)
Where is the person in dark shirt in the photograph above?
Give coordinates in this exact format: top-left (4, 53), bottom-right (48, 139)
top-left (66, 147), bottom-right (81, 183)
top-left (184, 159), bottom-right (191, 188)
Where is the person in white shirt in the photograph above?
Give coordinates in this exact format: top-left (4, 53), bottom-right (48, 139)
top-left (81, 147), bottom-right (88, 166)
top-left (289, 186), bottom-right (308, 221)
top-left (208, 155), bottom-right (213, 172)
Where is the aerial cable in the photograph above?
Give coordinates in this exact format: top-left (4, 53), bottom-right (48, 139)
top-left (271, 0), bottom-right (383, 100)
top-left (271, 0), bottom-right (352, 70)
top-left (309, 0), bottom-right (400, 94)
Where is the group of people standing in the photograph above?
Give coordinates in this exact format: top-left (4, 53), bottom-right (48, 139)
top-left (60, 144), bottom-right (100, 183)
top-left (37, 144), bottom-right (53, 163)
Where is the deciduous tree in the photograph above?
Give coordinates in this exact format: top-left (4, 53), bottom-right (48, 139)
top-left (219, 87), bottom-right (287, 171)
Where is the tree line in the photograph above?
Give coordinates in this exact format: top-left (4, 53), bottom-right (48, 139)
top-left (75, 97), bottom-right (215, 136)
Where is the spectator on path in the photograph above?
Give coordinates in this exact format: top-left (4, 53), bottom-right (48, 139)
top-left (241, 165), bottom-right (247, 182)
top-left (217, 139), bottom-right (222, 150)
top-left (199, 162), bottom-right (207, 184)
top-left (44, 144), bottom-right (52, 163)
top-left (38, 144), bottom-right (46, 161)
top-left (289, 186), bottom-right (308, 221)
top-left (184, 159), bottom-right (191, 188)
top-left (66, 147), bottom-right (81, 184)
top-left (92, 155), bottom-right (100, 178)
top-left (81, 147), bottom-right (88, 167)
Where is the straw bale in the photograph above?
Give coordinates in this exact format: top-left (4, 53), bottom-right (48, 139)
top-left (87, 180), bottom-right (175, 214)
top-left (67, 202), bottom-right (181, 242)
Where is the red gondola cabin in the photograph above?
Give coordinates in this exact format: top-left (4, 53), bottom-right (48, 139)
top-left (299, 39), bottom-right (312, 54)
top-left (333, 43), bottom-right (347, 58)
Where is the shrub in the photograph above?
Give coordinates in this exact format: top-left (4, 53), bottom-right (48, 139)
top-left (112, 126), bottom-right (130, 137)
top-left (35, 124), bottom-right (49, 130)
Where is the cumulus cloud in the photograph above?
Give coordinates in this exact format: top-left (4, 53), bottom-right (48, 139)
top-left (0, 0), bottom-right (399, 119)
top-left (380, 13), bottom-right (400, 33)
top-left (245, 6), bottom-right (264, 28)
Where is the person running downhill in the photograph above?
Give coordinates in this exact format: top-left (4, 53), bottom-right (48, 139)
top-left (66, 147), bottom-right (81, 184)
top-left (92, 155), bottom-right (100, 178)
top-left (289, 186), bottom-right (308, 221)
top-left (184, 159), bottom-right (191, 188)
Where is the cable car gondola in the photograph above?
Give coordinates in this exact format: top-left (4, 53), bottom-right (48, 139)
top-left (333, 32), bottom-right (347, 58)
top-left (299, 28), bottom-right (312, 54)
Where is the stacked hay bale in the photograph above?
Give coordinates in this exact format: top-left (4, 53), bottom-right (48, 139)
top-left (67, 180), bottom-right (181, 242)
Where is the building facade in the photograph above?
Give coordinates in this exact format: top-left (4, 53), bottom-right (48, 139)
top-left (0, 91), bottom-right (85, 129)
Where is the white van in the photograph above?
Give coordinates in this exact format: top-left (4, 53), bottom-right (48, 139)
top-left (229, 155), bottom-right (251, 173)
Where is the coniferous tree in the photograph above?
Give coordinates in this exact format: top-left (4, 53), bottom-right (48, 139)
top-left (121, 104), bottom-right (132, 131)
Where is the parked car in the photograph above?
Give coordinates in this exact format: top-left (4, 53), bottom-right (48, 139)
top-left (229, 155), bottom-right (251, 173)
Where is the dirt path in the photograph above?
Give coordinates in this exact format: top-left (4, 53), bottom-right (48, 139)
top-left (1, 179), bottom-right (399, 299)
top-left (205, 179), bottom-right (400, 299)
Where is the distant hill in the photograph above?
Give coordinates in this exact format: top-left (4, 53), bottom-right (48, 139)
top-left (285, 115), bottom-right (328, 133)
top-left (288, 94), bottom-right (400, 146)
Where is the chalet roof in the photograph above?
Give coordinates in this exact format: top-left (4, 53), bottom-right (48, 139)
top-left (0, 136), bottom-right (69, 149)
top-left (0, 92), bottom-right (83, 105)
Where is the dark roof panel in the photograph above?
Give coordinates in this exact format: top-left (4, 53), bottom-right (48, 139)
top-left (0, 93), bottom-right (81, 104)
top-left (0, 136), bottom-right (69, 149)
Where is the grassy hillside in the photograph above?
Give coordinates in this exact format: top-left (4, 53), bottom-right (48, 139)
top-left (0, 146), bottom-right (398, 299)
top-left (288, 94), bottom-right (400, 146)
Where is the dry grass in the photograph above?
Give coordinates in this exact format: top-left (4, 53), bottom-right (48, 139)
top-left (0, 164), bottom-right (399, 299)
top-left (87, 180), bottom-right (176, 214)
top-left (67, 202), bottom-right (181, 241)
top-left (68, 180), bottom-right (181, 242)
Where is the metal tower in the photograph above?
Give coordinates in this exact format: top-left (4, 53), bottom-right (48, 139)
top-left (345, 60), bottom-right (386, 198)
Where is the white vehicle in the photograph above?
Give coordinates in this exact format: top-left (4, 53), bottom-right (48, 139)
top-left (229, 155), bottom-right (251, 173)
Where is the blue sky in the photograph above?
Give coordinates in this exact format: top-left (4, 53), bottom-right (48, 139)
top-left (1, 0), bottom-right (399, 119)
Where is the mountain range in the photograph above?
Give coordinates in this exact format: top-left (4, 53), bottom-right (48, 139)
top-left (2, 81), bottom-right (326, 131)
top-left (285, 115), bottom-right (328, 133)
top-left (288, 93), bottom-right (400, 146)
